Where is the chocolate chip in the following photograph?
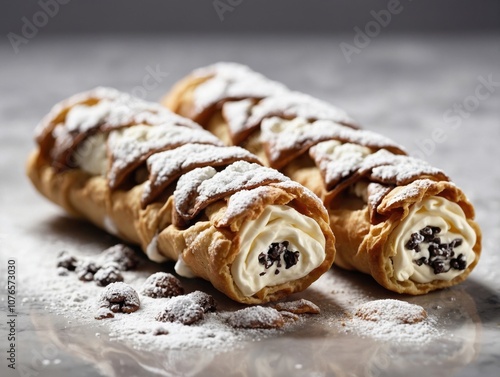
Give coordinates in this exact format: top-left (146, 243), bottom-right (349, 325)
top-left (141, 272), bottom-right (184, 298)
top-left (283, 250), bottom-right (300, 269)
top-left (419, 226), bottom-right (441, 242)
top-left (152, 327), bottom-right (169, 336)
top-left (271, 299), bottom-right (320, 314)
top-left (431, 260), bottom-right (446, 274)
top-left (94, 307), bottom-right (115, 320)
top-left (258, 241), bottom-right (300, 275)
top-left (227, 306), bottom-right (284, 329)
top-left (94, 263), bottom-right (124, 287)
top-left (414, 257), bottom-right (426, 266)
top-left (186, 291), bottom-right (217, 313)
top-left (155, 296), bottom-right (205, 325)
top-left (76, 261), bottom-right (100, 282)
top-left (100, 244), bottom-right (139, 271)
top-left (450, 254), bottom-right (467, 270)
top-left (258, 253), bottom-right (267, 266)
top-left (450, 238), bottom-right (463, 248)
top-left (98, 282), bottom-right (140, 314)
top-left (56, 251), bottom-right (78, 271)
top-left (57, 267), bottom-right (69, 276)
top-left (280, 311), bottom-right (300, 323)
top-left (405, 232), bottom-right (424, 250)
top-left (410, 226), bottom-right (467, 275)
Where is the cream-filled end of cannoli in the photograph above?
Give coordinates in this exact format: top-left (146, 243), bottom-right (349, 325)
top-left (389, 196), bottom-right (476, 283)
top-left (74, 133), bottom-right (109, 175)
top-left (231, 205), bottom-right (326, 296)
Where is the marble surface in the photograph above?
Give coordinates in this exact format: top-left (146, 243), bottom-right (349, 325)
top-left (0, 35), bottom-right (499, 377)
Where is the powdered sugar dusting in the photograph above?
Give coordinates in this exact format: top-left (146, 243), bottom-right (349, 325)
top-left (107, 124), bottom-right (222, 187)
top-left (247, 91), bottom-right (357, 128)
top-left (310, 141), bottom-right (373, 189)
top-left (143, 144), bottom-right (260, 205)
top-left (220, 186), bottom-right (273, 225)
top-left (221, 99), bottom-right (256, 139)
top-left (191, 62), bottom-right (287, 114)
top-left (55, 87), bottom-right (198, 136)
top-left (383, 179), bottom-right (437, 208)
top-left (260, 117), bottom-right (404, 168)
top-left (174, 161), bottom-right (289, 221)
top-left (361, 150), bottom-right (448, 185)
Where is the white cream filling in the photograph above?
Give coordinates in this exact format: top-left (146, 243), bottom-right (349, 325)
top-left (74, 132), bottom-right (108, 175)
top-left (175, 254), bottom-right (196, 278)
top-left (146, 234), bottom-right (169, 263)
top-left (390, 196), bottom-right (476, 283)
top-left (103, 216), bottom-right (119, 236)
top-left (231, 205), bottom-right (326, 296)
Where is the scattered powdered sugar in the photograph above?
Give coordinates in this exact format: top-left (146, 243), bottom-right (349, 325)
top-left (108, 297), bottom-right (275, 351)
top-left (344, 299), bottom-right (440, 343)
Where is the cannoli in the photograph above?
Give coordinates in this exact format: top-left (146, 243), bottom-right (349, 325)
top-left (164, 62), bottom-right (482, 295)
top-left (27, 87), bottom-right (336, 304)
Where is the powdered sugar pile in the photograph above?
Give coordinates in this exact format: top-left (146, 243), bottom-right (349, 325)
top-left (343, 299), bottom-right (440, 343)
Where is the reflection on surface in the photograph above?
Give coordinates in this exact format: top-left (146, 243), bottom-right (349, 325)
top-left (28, 277), bottom-right (481, 377)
